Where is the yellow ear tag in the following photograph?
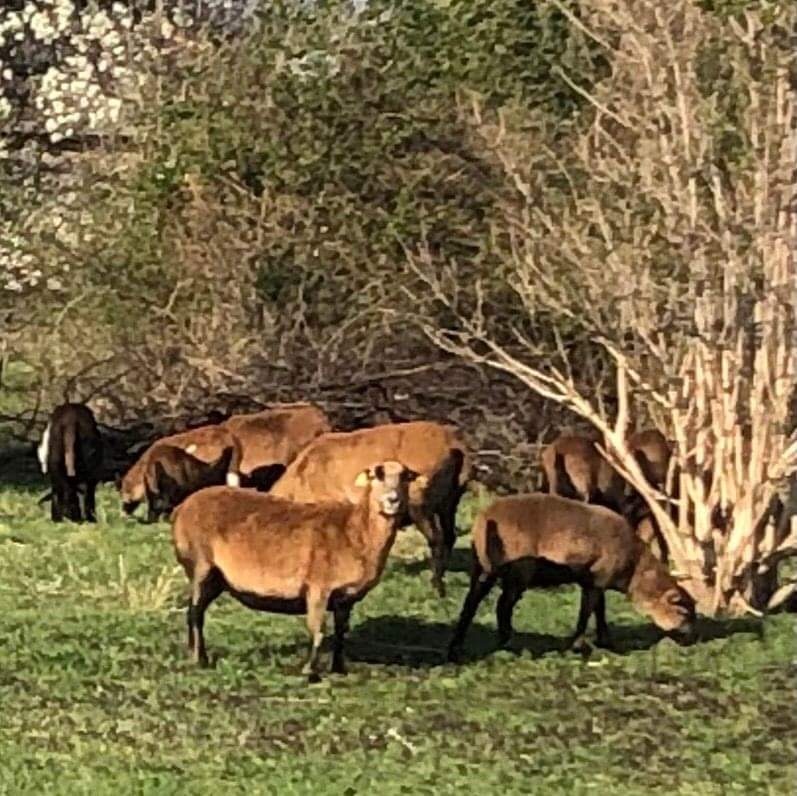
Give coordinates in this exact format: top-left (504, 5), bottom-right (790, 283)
top-left (353, 470), bottom-right (370, 488)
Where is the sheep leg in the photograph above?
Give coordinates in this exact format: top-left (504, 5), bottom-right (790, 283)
top-left (411, 507), bottom-right (447, 597)
top-left (330, 603), bottom-right (352, 675)
top-left (570, 586), bottom-right (602, 653)
top-left (447, 554), bottom-right (496, 662)
top-left (144, 486), bottom-right (160, 523)
top-left (51, 480), bottom-right (65, 522)
top-left (437, 501), bottom-right (459, 559)
top-left (65, 481), bottom-right (82, 522)
top-left (593, 591), bottom-right (614, 649)
top-left (83, 480), bottom-right (97, 523)
top-left (302, 590), bottom-right (329, 683)
top-left (146, 502), bottom-right (160, 524)
top-left (187, 568), bottom-right (223, 667)
top-left (496, 575), bottom-right (523, 648)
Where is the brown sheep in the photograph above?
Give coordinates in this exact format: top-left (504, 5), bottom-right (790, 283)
top-left (144, 445), bottom-right (235, 522)
top-left (118, 424), bottom-right (242, 518)
top-left (447, 493), bottom-right (695, 662)
top-left (542, 428), bottom-right (675, 560)
top-left (221, 403), bottom-right (331, 490)
top-left (627, 428), bottom-right (671, 490)
top-left (171, 460), bottom-right (426, 681)
top-left (540, 434), bottom-right (623, 510)
top-left (269, 421), bottom-right (469, 597)
top-left (624, 429), bottom-right (675, 563)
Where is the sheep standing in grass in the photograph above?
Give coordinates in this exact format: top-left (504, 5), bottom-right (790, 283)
top-left (171, 459), bottom-right (425, 682)
top-left (269, 421), bottom-right (469, 597)
top-left (447, 493), bottom-right (696, 662)
top-left (38, 402), bottom-right (103, 523)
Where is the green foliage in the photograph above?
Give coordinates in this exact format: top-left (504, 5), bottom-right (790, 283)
top-left (0, 484), bottom-right (794, 792)
top-left (9, 0), bottom-right (601, 410)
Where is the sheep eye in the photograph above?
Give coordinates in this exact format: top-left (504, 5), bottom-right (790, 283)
top-left (374, 465), bottom-right (385, 481)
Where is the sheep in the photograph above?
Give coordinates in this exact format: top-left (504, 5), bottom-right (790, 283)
top-left (540, 434), bottom-right (624, 511)
top-left (269, 420), bottom-right (469, 597)
top-left (627, 428), bottom-right (672, 490)
top-left (118, 424), bottom-right (242, 518)
top-left (143, 445), bottom-right (235, 522)
top-left (447, 493), bottom-right (695, 662)
top-left (38, 403), bottom-right (103, 523)
top-left (221, 402), bottom-right (331, 491)
top-left (622, 429), bottom-right (675, 563)
top-left (171, 459), bottom-right (425, 681)
top-left (542, 428), bottom-right (676, 560)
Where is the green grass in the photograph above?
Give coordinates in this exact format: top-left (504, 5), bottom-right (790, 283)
top-left (0, 480), bottom-right (794, 795)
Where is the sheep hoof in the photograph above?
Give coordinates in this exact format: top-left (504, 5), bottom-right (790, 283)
top-left (306, 672), bottom-right (322, 684)
top-left (433, 578), bottom-right (446, 598)
top-left (446, 644), bottom-right (463, 664)
top-left (569, 637), bottom-right (592, 656)
top-left (595, 634), bottom-right (615, 651)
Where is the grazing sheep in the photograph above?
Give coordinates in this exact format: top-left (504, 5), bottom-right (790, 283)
top-left (447, 493), bottom-right (695, 662)
top-left (269, 421), bottom-right (469, 597)
top-left (171, 460), bottom-right (425, 681)
top-left (221, 402), bottom-right (331, 490)
top-left (38, 403), bottom-right (103, 523)
top-left (118, 424), bottom-right (242, 518)
top-left (143, 445), bottom-right (235, 522)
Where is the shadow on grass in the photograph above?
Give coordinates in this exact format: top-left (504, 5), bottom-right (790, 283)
top-left (190, 611), bottom-right (766, 675)
top-left (339, 613), bottom-right (766, 668)
top-left (394, 546), bottom-right (474, 578)
top-left (0, 440), bottom-right (45, 491)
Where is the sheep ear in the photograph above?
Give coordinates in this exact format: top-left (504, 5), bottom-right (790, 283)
top-left (353, 469), bottom-right (371, 488)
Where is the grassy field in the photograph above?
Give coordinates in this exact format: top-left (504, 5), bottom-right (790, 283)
top-left (0, 467), bottom-right (795, 795)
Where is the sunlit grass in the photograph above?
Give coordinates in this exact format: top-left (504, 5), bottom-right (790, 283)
top-left (0, 482), bottom-right (794, 794)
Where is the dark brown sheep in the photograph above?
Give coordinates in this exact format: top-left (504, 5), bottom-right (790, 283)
top-left (38, 403), bottom-right (103, 523)
top-left (118, 424), bottom-right (242, 518)
top-left (144, 445), bottom-right (235, 522)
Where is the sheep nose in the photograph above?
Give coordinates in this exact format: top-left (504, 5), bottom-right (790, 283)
top-left (382, 492), bottom-right (401, 512)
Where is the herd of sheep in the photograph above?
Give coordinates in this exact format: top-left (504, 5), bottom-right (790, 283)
top-left (35, 400), bottom-right (696, 682)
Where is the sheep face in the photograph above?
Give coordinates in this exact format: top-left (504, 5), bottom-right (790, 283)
top-left (118, 472), bottom-right (144, 514)
top-left (639, 584), bottom-right (696, 637)
top-left (354, 460), bottom-right (425, 517)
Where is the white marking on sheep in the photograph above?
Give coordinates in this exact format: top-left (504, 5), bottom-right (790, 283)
top-left (37, 423), bottom-right (50, 474)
